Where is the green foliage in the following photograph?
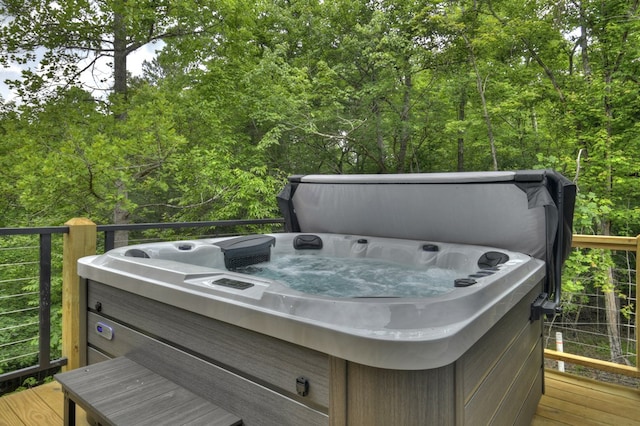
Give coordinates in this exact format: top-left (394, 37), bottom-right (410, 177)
top-left (2, 0), bottom-right (640, 380)
top-left (0, 2), bottom-right (639, 233)
top-left (1, 0), bottom-right (640, 246)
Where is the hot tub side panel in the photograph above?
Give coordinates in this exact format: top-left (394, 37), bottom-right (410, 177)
top-left (84, 279), bottom-right (330, 426)
top-left (456, 281), bottom-right (544, 425)
top-left (333, 360), bottom-right (456, 425)
top-left (331, 282), bottom-right (544, 426)
top-left (82, 275), bottom-right (544, 426)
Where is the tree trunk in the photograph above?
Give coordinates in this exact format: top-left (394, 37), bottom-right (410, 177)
top-left (600, 71), bottom-right (628, 364)
top-left (112, 3), bottom-right (130, 246)
top-left (457, 87), bottom-right (466, 172)
top-left (579, 1), bottom-right (592, 79)
top-left (373, 98), bottom-right (387, 173)
top-left (603, 272), bottom-right (627, 363)
top-left (113, 179), bottom-right (130, 248)
top-left (113, 4), bottom-right (128, 99)
top-left (396, 73), bottom-right (412, 173)
top-left (600, 225), bottom-right (629, 365)
top-left (463, 34), bottom-right (498, 170)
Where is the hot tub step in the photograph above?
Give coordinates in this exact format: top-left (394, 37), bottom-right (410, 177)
top-left (55, 356), bottom-right (242, 426)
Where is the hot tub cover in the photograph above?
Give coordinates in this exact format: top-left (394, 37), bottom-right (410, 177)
top-left (277, 170), bottom-right (576, 306)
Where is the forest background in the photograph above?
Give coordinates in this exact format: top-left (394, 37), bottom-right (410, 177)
top-left (1, 0), bottom-right (639, 380)
top-left (1, 0), bottom-right (639, 234)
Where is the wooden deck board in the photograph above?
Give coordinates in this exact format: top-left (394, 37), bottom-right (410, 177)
top-left (1, 370), bottom-right (638, 426)
top-left (0, 396), bottom-right (25, 426)
top-left (0, 382), bottom-right (62, 426)
top-left (0, 382), bottom-right (91, 426)
top-left (534, 371), bottom-right (640, 426)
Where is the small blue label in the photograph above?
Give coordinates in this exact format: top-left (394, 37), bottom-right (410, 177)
top-left (95, 322), bottom-right (113, 340)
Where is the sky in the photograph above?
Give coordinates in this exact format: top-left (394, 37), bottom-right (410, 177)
top-left (0, 43), bottom-right (159, 104)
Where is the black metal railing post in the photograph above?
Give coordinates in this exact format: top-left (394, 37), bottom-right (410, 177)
top-left (104, 230), bottom-right (115, 252)
top-left (38, 233), bottom-right (51, 372)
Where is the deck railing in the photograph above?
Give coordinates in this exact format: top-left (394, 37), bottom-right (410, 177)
top-left (0, 225), bottom-right (69, 388)
top-left (0, 219), bottom-right (637, 393)
top-left (544, 235), bottom-right (639, 381)
top-left (0, 218), bottom-right (284, 393)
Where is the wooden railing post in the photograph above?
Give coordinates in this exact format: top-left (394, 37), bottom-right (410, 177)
top-left (62, 218), bottom-right (96, 371)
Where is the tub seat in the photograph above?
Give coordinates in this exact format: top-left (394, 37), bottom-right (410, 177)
top-left (55, 356), bottom-right (242, 426)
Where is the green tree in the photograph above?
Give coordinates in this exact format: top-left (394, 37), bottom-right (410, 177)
top-left (566, 0), bottom-right (640, 364)
top-left (0, 0), bottom-right (228, 102)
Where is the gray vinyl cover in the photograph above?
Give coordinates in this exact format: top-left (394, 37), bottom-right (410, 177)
top-left (277, 170), bottom-right (576, 300)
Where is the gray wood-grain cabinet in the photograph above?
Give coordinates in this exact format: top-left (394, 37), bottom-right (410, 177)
top-left (83, 278), bottom-right (543, 425)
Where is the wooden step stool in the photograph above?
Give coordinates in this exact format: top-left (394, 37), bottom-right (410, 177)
top-left (55, 357), bottom-right (242, 426)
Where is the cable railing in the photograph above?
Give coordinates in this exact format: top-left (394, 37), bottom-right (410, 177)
top-left (0, 226), bottom-right (68, 394)
top-left (0, 221), bottom-right (637, 395)
top-left (0, 218), bottom-right (284, 394)
top-left (544, 235), bottom-right (639, 385)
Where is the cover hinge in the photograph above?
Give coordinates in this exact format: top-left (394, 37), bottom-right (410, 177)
top-left (531, 292), bottom-right (561, 321)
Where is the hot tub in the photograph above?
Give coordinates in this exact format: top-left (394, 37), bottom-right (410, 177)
top-left (77, 170), bottom-right (575, 425)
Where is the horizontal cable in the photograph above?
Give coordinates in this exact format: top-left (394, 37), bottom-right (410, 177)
top-left (0, 321), bottom-right (38, 333)
top-left (0, 306), bottom-right (39, 316)
top-left (0, 276), bottom-right (38, 285)
top-left (0, 246), bottom-right (39, 252)
top-left (0, 351), bottom-right (38, 364)
top-left (0, 337), bottom-right (33, 349)
top-left (0, 261), bottom-right (38, 268)
top-left (0, 292), bottom-right (38, 301)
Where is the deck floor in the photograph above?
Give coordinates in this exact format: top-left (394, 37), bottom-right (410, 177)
top-left (0, 370), bottom-right (638, 425)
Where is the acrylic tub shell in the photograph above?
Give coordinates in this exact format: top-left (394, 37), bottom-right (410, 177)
top-left (78, 233), bottom-right (545, 370)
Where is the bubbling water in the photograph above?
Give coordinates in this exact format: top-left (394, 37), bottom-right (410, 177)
top-left (236, 254), bottom-right (457, 298)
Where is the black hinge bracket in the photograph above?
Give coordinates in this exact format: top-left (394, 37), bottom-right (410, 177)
top-left (530, 292), bottom-right (561, 321)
